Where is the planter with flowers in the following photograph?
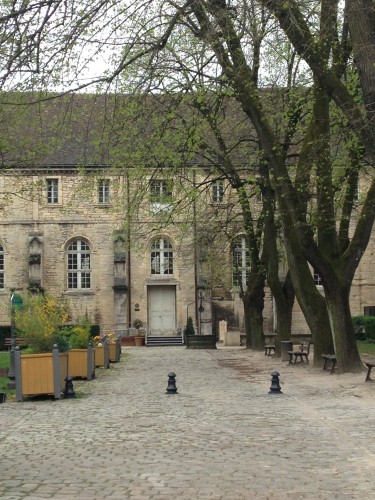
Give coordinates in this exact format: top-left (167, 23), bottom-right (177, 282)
top-left (133, 319), bottom-right (145, 346)
top-left (65, 319), bottom-right (95, 380)
top-left (13, 293), bottom-right (70, 401)
top-left (92, 336), bottom-right (110, 369)
top-left (104, 332), bottom-right (121, 362)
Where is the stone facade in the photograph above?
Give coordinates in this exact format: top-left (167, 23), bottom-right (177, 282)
top-left (0, 165), bottom-right (374, 339)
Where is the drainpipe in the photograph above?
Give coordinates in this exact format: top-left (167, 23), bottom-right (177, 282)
top-left (193, 169), bottom-right (199, 334)
top-left (126, 171), bottom-right (132, 330)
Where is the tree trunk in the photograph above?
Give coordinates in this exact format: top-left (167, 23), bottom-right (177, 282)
top-left (324, 282), bottom-right (363, 372)
top-left (243, 274), bottom-right (265, 350)
top-left (272, 274), bottom-right (294, 356)
top-left (283, 235), bottom-right (334, 366)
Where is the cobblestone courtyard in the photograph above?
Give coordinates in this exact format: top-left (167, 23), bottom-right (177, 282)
top-left (1, 346), bottom-right (374, 499)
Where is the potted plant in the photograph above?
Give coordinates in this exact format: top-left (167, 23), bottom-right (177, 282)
top-left (184, 316), bottom-right (216, 349)
top-left (64, 318), bottom-right (95, 380)
top-left (133, 319), bottom-right (145, 346)
top-left (13, 293), bottom-right (70, 400)
top-left (92, 336), bottom-right (109, 369)
top-left (105, 332), bottom-right (121, 362)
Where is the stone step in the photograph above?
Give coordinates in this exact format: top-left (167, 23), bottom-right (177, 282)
top-left (146, 335), bottom-right (184, 347)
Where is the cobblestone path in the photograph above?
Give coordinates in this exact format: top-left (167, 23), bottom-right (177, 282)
top-left (0, 346), bottom-right (374, 499)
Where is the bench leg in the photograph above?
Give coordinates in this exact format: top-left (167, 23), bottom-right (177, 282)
top-left (330, 360), bottom-right (336, 374)
top-left (365, 365), bottom-right (372, 382)
top-left (322, 358), bottom-right (329, 371)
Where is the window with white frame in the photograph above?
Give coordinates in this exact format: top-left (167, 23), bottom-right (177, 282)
top-left (232, 236), bottom-right (250, 288)
top-left (98, 179), bottom-right (110, 204)
top-left (46, 178), bottom-right (59, 204)
top-left (67, 240), bottom-right (91, 289)
top-left (313, 270), bottom-right (322, 286)
top-left (151, 239), bottom-right (173, 275)
top-left (0, 245), bottom-right (4, 288)
top-left (212, 179), bottom-right (224, 204)
top-left (150, 179), bottom-right (172, 203)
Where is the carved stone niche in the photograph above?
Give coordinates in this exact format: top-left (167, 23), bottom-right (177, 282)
top-left (28, 235), bottom-right (43, 286)
top-left (113, 233), bottom-right (127, 281)
top-left (29, 254), bottom-right (41, 265)
top-left (113, 233), bottom-right (128, 330)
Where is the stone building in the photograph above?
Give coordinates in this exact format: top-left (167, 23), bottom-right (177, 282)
top-left (0, 94), bottom-right (373, 340)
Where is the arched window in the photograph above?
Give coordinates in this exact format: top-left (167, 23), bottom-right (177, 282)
top-left (0, 245), bottom-right (4, 288)
top-left (67, 240), bottom-right (91, 289)
top-left (232, 236), bottom-right (250, 289)
top-left (151, 239), bottom-right (173, 275)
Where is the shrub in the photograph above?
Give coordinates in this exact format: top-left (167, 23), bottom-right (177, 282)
top-left (352, 316), bottom-right (375, 342)
top-left (14, 293), bottom-right (70, 353)
top-left (63, 318), bottom-right (92, 349)
top-left (133, 319), bottom-right (144, 330)
top-left (184, 317), bottom-right (195, 336)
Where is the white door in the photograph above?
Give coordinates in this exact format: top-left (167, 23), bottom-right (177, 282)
top-left (148, 286), bottom-right (176, 335)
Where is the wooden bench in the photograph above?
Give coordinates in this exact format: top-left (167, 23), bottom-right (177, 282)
top-left (4, 338), bottom-right (27, 349)
top-left (288, 342), bottom-right (312, 364)
top-left (365, 361), bottom-right (375, 382)
top-left (322, 354), bottom-right (336, 374)
top-left (264, 344), bottom-right (276, 356)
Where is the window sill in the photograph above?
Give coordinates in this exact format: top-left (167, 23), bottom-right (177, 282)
top-left (150, 202), bottom-right (173, 212)
top-left (63, 290), bottom-right (95, 296)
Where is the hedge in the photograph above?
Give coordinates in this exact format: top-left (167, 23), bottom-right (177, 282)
top-left (352, 316), bottom-right (375, 341)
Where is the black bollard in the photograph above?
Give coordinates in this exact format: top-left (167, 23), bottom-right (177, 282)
top-left (268, 370), bottom-right (283, 394)
top-left (64, 376), bottom-right (76, 399)
top-left (166, 372), bottom-right (178, 394)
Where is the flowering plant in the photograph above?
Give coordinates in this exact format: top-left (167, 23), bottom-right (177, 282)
top-left (14, 293), bottom-right (70, 353)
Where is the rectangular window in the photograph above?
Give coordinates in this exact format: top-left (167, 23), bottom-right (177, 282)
top-left (313, 271), bottom-right (322, 286)
top-left (98, 179), bottom-right (110, 204)
top-left (46, 178), bottom-right (59, 204)
top-left (232, 238), bottom-right (250, 288)
top-left (212, 180), bottom-right (224, 204)
top-left (364, 306), bottom-right (375, 316)
top-left (150, 180), bottom-right (172, 203)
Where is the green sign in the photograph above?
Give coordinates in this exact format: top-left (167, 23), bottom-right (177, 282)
top-left (11, 293), bottom-right (24, 311)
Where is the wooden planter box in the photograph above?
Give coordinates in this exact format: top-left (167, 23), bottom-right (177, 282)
top-left (121, 336), bottom-right (135, 347)
top-left (186, 335), bottom-right (217, 349)
top-left (14, 346), bottom-right (68, 401)
top-left (68, 346), bottom-right (95, 380)
top-left (109, 338), bottom-right (121, 363)
top-left (94, 343), bottom-right (110, 368)
top-left (134, 336), bottom-right (145, 346)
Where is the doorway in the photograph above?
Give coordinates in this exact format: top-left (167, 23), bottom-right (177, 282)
top-left (148, 285), bottom-right (176, 335)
